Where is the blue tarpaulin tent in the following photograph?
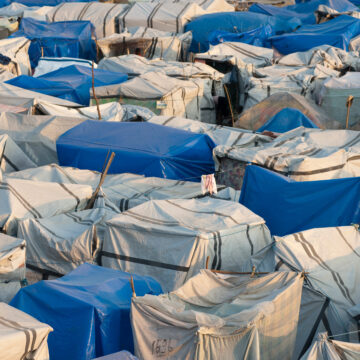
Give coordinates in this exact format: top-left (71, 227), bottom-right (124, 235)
top-left (10, 263), bottom-right (162, 360)
top-left (250, 0), bottom-right (356, 25)
top-left (7, 65), bottom-right (128, 105)
top-left (57, 121), bottom-right (216, 181)
top-left (239, 165), bottom-right (360, 236)
top-left (269, 15), bottom-right (360, 55)
top-left (257, 108), bottom-right (319, 133)
top-left (208, 24), bottom-right (274, 48)
top-left (11, 18), bottom-right (96, 68)
top-left (184, 12), bottom-right (301, 53)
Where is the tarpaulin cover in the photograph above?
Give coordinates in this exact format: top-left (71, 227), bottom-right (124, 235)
top-left (269, 15), bottom-right (360, 55)
top-left (250, 0), bottom-right (357, 25)
top-left (11, 18), bottom-right (96, 68)
top-left (10, 263), bottom-right (162, 360)
top-left (57, 121), bottom-right (216, 181)
top-left (239, 165), bottom-right (360, 236)
top-left (7, 65), bottom-right (128, 105)
top-left (184, 11), bottom-right (301, 53)
top-left (257, 108), bottom-right (319, 133)
top-left (1, 0), bottom-right (93, 7)
top-left (208, 24), bottom-right (274, 48)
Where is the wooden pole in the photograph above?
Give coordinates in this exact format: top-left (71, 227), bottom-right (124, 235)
top-left (205, 256), bottom-right (210, 270)
top-left (224, 84), bottom-right (235, 127)
top-left (92, 61), bottom-right (102, 120)
top-left (85, 151), bottom-right (115, 209)
top-left (130, 275), bottom-right (136, 297)
top-left (346, 95), bottom-right (354, 129)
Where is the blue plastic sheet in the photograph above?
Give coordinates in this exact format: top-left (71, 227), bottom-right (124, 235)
top-left (57, 121), bottom-right (216, 181)
top-left (208, 24), bottom-right (274, 48)
top-left (6, 65), bottom-right (128, 105)
top-left (184, 12), bottom-right (301, 53)
top-left (257, 108), bottom-right (319, 133)
top-left (10, 263), bottom-right (162, 360)
top-left (269, 15), bottom-right (360, 55)
top-left (239, 165), bottom-right (360, 236)
top-left (2, 0), bottom-right (93, 6)
top-left (250, 0), bottom-right (356, 24)
top-left (11, 18), bottom-right (96, 68)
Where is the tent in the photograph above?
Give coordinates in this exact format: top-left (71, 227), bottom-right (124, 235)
top-left (118, 1), bottom-right (206, 34)
top-left (184, 11), bottom-right (301, 53)
top-left (235, 92), bottom-right (339, 130)
top-left (10, 263), bottom-right (162, 360)
top-left (0, 177), bottom-right (92, 235)
top-left (1, 0), bottom-right (93, 7)
top-left (319, 72), bottom-right (360, 129)
top-left (102, 197), bottom-right (272, 291)
top-left (7, 65), bottom-right (128, 106)
top-left (0, 302), bottom-right (52, 360)
top-left (131, 270), bottom-right (303, 359)
top-left (46, 2), bottom-right (129, 39)
top-left (10, 17), bottom-right (96, 68)
top-left (239, 165), bottom-right (360, 236)
top-left (17, 208), bottom-right (113, 278)
top-left (300, 332), bottom-right (360, 359)
top-left (97, 28), bottom-right (192, 61)
top-left (269, 15), bottom-right (360, 55)
top-left (0, 233), bottom-right (25, 303)
top-left (91, 72), bottom-right (214, 123)
top-left (256, 108), bottom-right (319, 133)
top-left (249, 0), bottom-right (357, 25)
top-left (57, 121), bottom-right (216, 181)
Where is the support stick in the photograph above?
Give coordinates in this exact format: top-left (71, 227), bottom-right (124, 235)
top-left (346, 95), bottom-right (354, 129)
top-left (92, 61), bottom-right (102, 120)
top-left (224, 84), bottom-right (235, 127)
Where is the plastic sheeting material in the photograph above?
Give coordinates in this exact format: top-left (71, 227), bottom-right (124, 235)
top-left (257, 108), bottom-right (319, 133)
top-left (239, 165), bottom-right (360, 236)
top-left (10, 263), bottom-right (162, 360)
top-left (11, 18), bottom-right (96, 68)
top-left (57, 121), bottom-right (216, 181)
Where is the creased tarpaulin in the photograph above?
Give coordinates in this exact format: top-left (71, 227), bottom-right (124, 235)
top-left (131, 270), bottom-right (303, 360)
top-left (10, 263), bottom-right (162, 360)
top-left (239, 165), bottom-right (360, 236)
top-left (249, 0), bottom-right (357, 25)
top-left (257, 108), bottom-right (318, 133)
top-left (56, 121), bottom-right (216, 181)
top-left (0, 302), bottom-right (53, 360)
top-left (7, 65), bottom-right (128, 106)
top-left (269, 15), bottom-right (360, 55)
top-left (184, 11), bottom-right (301, 52)
top-left (10, 18), bottom-right (96, 68)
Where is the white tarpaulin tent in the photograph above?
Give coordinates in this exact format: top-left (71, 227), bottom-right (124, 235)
top-left (0, 302), bottom-right (53, 360)
top-left (46, 2), bottom-right (129, 39)
top-left (319, 72), bottom-right (360, 129)
top-left (102, 198), bottom-right (271, 291)
top-left (131, 270), bottom-right (303, 360)
top-left (118, 2), bottom-right (206, 33)
top-left (0, 177), bottom-right (92, 235)
top-left (0, 233), bottom-right (25, 303)
top-left (0, 37), bottom-right (31, 75)
top-left (153, 0), bottom-right (234, 12)
top-left (92, 72), bottom-right (215, 123)
top-left (17, 208), bottom-right (113, 278)
top-left (149, 115), bottom-right (272, 147)
top-left (97, 28), bottom-right (192, 61)
top-left (300, 332), bottom-right (360, 360)
top-left (0, 134), bottom-right (36, 173)
top-left (214, 128), bottom-right (360, 183)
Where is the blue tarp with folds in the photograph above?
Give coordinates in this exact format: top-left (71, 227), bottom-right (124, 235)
top-left (10, 263), bottom-right (162, 360)
top-left (257, 108), bottom-right (319, 133)
top-left (57, 121), bottom-right (216, 181)
top-left (239, 165), bottom-right (360, 236)
top-left (184, 12), bottom-right (301, 53)
top-left (10, 18), bottom-right (96, 68)
top-left (6, 65), bottom-right (128, 105)
top-left (269, 15), bottom-right (360, 55)
top-left (0, 0), bottom-right (93, 6)
top-left (250, 0), bottom-right (356, 25)
top-left (208, 24), bottom-right (274, 48)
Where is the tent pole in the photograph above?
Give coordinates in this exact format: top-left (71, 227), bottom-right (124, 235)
top-left (224, 84), bottom-right (235, 127)
top-left (92, 61), bottom-right (102, 120)
top-left (346, 95), bottom-right (353, 129)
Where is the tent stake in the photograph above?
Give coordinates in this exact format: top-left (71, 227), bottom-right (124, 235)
top-left (85, 151), bottom-right (115, 209)
top-left (346, 95), bottom-right (354, 129)
top-left (92, 61), bottom-right (102, 120)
